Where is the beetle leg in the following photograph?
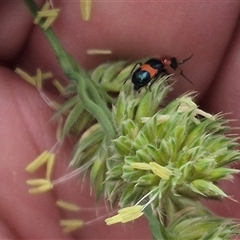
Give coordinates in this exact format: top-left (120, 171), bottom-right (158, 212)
top-left (148, 76), bottom-right (158, 91)
top-left (178, 68), bottom-right (193, 84)
top-left (130, 62), bottom-right (142, 76)
top-left (148, 69), bottom-right (168, 91)
top-left (123, 62), bottom-right (142, 85)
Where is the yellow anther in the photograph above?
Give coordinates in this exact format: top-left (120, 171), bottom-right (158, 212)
top-left (28, 181), bottom-right (53, 194)
top-left (56, 117), bottom-right (64, 142)
top-left (80, 0), bottom-right (92, 21)
top-left (42, 12), bottom-right (60, 30)
top-left (131, 162), bottom-right (151, 171)
top-left (149, 162), bottom-right (172, 180)
top-left (59, 219), bottom-right (84, 233)
top-left (15, 68), bottom-right (52, 88)
top-left (26, 151), bottom-right (50, 173)
top-left (26, 151), bottom-right (56, 194)
top-left (52, 79), bottom-right (66, 94)
top-left (105, 205), bottom-right (143, 225)
top-left (15, 68), bottom-right (36, 86)
top-left (34, 1), bottom-right (60, 30)
top-left (32, 71), bottom-right (52, 86)
top-left (37, 10), bottom-right (60, 17)
top-left (34, 1), bottom-right (51, 24)
top-left (26, 179), bottom-right (50, 186)
top-left (56, 200), bottom-right (80, 212)
top-left (46, 153), bottom-right (56, 181)
top-left (36, 68), bottom-right (43, 89)
top-left (87, 49), bottom-right (112, 55)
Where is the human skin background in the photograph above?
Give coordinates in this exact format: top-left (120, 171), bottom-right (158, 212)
top-left (0, 1), bottom-right (240, 239)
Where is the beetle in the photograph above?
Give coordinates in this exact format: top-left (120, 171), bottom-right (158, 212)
top-left (126, 54), bottom-right (193, 91)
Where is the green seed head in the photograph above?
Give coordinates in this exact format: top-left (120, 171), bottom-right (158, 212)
top-left (60, 59), bottom-right (240, 237)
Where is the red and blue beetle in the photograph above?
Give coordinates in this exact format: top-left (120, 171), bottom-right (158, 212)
top-left (126, 54), bottom-right (193, 91)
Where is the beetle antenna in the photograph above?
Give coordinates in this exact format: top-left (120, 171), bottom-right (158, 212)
top-left (177, 54), bottom-right (194, 65)
top-left (170, 54), bottom-right (193, 84)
